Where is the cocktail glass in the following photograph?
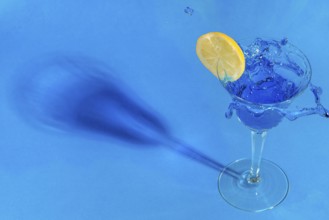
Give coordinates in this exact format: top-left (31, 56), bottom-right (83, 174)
top-left (217, 38), bottom-right (328, 212)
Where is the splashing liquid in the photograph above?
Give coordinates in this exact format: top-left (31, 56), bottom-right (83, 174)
top-left (223, 38), bottom-right (329, 130)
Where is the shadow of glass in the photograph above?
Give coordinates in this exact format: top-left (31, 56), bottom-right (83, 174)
top-left (9, 54), bottom-right (239, 179)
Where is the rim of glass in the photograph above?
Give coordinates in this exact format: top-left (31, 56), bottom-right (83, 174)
top-left (223, 38), bottom-right (312, 107)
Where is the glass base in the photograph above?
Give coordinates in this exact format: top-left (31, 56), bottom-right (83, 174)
top-left (218, 158), bottom-right (289, 212)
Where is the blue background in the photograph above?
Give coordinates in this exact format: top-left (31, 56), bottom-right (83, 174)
top-left (1, 0), bottom-right (329, 219)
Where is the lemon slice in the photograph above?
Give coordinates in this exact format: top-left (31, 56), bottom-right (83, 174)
top-left (196, 32), bottom-right (245, 82)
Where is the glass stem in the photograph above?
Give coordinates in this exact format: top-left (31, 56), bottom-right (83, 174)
top-left (248, 130), bottom-right (267, 184)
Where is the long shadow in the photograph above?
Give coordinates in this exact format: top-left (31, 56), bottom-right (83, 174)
top-left (9, 55), bottom-right (239, 179)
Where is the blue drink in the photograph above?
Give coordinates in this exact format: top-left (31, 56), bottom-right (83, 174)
top-left (224, 38), bottom-right (313, 130)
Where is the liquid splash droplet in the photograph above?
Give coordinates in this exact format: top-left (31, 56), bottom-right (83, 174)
top-left (184, 7), bottom-right (194, 16)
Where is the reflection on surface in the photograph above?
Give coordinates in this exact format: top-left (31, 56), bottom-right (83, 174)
top-left (10, 55), bottom-right (238, 177)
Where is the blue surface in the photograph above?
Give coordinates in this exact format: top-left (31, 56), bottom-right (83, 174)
top-left (1, 0), bottom-right (329, 219)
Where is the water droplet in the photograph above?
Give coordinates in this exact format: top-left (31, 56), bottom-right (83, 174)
top-left (184, 7), bottom-right (194, 16)
top-left (280, 38), bottom-right (288, 45)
